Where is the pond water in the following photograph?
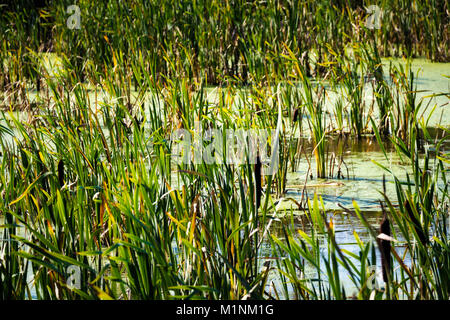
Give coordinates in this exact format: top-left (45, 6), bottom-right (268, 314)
top-left (259, 210), bottom-right (414, 299)
top-left (0, 58), bottom-right (449, 299)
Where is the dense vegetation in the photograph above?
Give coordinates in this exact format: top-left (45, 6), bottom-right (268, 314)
top-left (0, 1), bottom-right (448, 300)
top-left (1, 0), bottom-right (448, 89)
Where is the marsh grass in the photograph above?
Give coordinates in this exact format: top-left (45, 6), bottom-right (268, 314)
top-left (0, 0), bottom-right (448, 301)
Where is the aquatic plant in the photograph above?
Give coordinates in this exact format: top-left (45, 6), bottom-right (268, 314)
top-left (0, 0), bottom-right (448, 302)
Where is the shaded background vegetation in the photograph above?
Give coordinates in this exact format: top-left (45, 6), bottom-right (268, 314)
top-left (1, 0), bottom-right (449, 87)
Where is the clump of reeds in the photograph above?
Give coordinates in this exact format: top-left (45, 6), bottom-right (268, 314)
top-left (0, 0), bottom-right (448, 302)
top-left (1, 1), bottom-right (448, 93)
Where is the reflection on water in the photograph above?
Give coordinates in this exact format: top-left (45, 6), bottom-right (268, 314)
top-left (261, 133), bottom-right (448, 299)
top-left (281, 134), bottom-right (449, 211)
top-left (0, 58), bottom-right (448, 299)
top-left (261, 211), bottom-right (415, 299)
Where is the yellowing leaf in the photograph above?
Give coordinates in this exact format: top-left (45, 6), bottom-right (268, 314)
top-left (10, 174), bottom-right (43, 205)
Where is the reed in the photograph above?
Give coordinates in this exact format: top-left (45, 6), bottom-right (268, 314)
top-left (1, 1), bottom-right (448, 92)
top-left (0, 0), bottom-right (448, 302)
